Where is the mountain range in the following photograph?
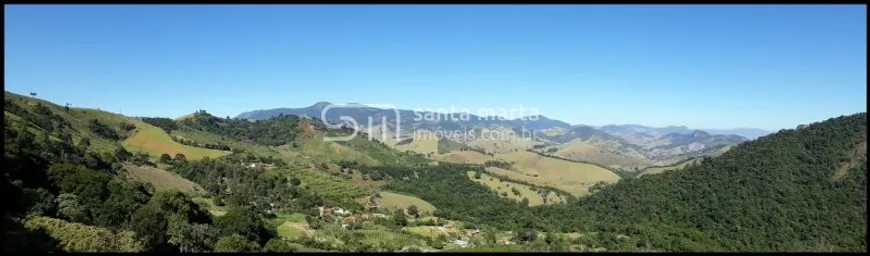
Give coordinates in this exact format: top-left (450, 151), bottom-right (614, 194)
top-left (235, 102), bottom-right (766, 169)
top-left (235, 102), bottom-right (772, 139)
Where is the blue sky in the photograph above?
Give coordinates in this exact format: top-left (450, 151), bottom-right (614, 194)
top-left (5, 5), bottom-right (866, 131)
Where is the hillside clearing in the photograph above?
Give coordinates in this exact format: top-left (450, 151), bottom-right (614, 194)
top-left (435, 151), bottom-right (494, 165)
top-left (121, 164), bottom-right (206, 195)
top-left (639, 157), bottom-right (704, 177)
top-left (388, 136), bottom-right (439, 156)
top-left (360, 191), bottom-right (436, 215)
top-left (122, 121), bottom-right (230, 160)
top-left (492, 152), bottom-right (621, 197)
top-left (466, 171), bottom-right (563, 206)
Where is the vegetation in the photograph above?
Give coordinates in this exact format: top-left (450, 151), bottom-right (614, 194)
top-left (4, 92), bottom-right (865, 253)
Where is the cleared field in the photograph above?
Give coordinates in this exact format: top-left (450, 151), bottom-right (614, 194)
top-left (490, 151), bottom-right (621, 197)
top-left (360, 191), bottom-right (436, 215)
top-left (122, 121), bottom-right (230, 160)
top-left (121, 164), bottom-right (206, 195)
top-left (172, 127), bottom-right (286, 161)
top-left (434, 151), bottom-right (494, 165)
top-left (388, 136), bottom-right (439, 156)
top-left (274, 213), bottom-right (312, 239)
top-left (466, 171), bottom-right (562, 206)
top-left (639, 157), bottom-right (703, 177)
top-left (554, 141), bottom-right (649, 169)
top-left (469, 136), bottom-right (543, 155)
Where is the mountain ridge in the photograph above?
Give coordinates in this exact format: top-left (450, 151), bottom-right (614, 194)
top-left (235, 103), bottom-right (771, 139)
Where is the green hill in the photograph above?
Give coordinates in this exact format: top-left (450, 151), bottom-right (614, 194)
top-left (560, 113), bottom-right (867, 252)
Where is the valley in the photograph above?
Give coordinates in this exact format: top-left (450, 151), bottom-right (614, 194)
top-left (3, 91), bottom-right (865, 253)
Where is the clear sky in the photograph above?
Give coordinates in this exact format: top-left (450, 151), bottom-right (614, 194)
top-left (5, 5), bottom-right (866, 131)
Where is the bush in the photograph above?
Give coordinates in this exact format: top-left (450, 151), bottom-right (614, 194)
top-left (214, 234), bottom-right (260, 252)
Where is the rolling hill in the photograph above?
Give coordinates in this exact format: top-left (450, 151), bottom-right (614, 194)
top-left (236, 102), bottom-right (753, 170)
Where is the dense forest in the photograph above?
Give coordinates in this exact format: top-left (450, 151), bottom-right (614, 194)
top-left (179, 110), bottom-right (314, 147)
top-left (2, 116), bottom-right (294, 252)
top-left (559, 113), bottom-right (868, 251)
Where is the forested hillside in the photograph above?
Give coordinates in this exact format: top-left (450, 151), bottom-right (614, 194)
top-left (561, 113), bottom-right (867, 251)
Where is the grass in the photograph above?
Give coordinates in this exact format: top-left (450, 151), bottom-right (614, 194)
top-left (490, 151), bottom-right (621, 197)
top-left (121, 164), bottom-right (206, 195)
top-left (402, 226), bottom-right (448, 238)
top-left (276, 212), bottom-right (308, 223)
top-left (122, 120), bottom-right (230, 160)
top-left (448, 244), bottom-right (525, 252)
top-left (639, 157), bottom-right (704, 177)
top-left (553, 141), bottom-right (649, 169)
top-left (277, 221), bottom-right (312, 239)
top-left (280, 134), bottom-right (382, 166)
top-left (363, 191), bottom-right (437, 215)
top-left (466, 171), bottom-right (562, 206)
top-left (467, 127), bottom-right (543, 154)
top-left (434, 151), bottom-right (494, 165)
top-left (388, 136), bottom-right (439, 156)
top-left (191, 197), bottom-right (227, 217)
top-left (172, 127), bottom-right (286, 160)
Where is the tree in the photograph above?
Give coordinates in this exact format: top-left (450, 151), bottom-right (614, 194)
top-left (407, 205), bottom-right (419, 217)
top-left (289, 177), bottom-right (301, 187)
top-left (214, 206), bottom-right (271, 244)
top-left (474, 172), bottom-right (482, 179)
top-left (114, 146), bottom-right (132, 162)
top-left (173, 153), bottom-right (187, 163)
top-left (214, 234), bottom-right (260, 252)
top-left (263, 238), bottom-right (296, 252)
top-left (159, 154), bottom-right (172, 164)
top-left (167, 215), bottom-right (218, 253)
top-left (55, 193), bottom-right (88, 223)
top-left (521, 197), bottom-right (530, 206)
top-left (131, 204), bottom-right (170, 251)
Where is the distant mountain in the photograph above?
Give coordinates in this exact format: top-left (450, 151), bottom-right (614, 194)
top-left (599, 124), bottom-right (772, 140)
top-left (236, 103), bottom-right (755, 168)
top-left (701, 128), bottom-right (773, 140)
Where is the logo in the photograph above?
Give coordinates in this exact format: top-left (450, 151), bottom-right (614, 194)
top-left (321, 103), bottom-right (401, 142)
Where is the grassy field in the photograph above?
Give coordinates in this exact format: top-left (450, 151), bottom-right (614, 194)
top-left (6, 93), bottom-right (140, 154)
top-left (360, 191), bottom-right (437, 215)
top-left (468, 137), bottom-right (542, 155)
top-left (121, 164), bottom-right (206, 195)
top-left (466, 171), bottom-right (563, 206)
top-left (489, 151), bottom-right (621, 197)
top-left (172, 127), bottom-right (287, 160)
top-left (434, 151), bottom-right (494, 165)
top-left (273, 213), bottom-right (311, 239)
top-left (638, 157), bottom-right (703, 177)
top-left (554, 141), bottom-right (649, 169)
top-left (122, 121), bottom-right (231, 160)
top-left (388, 136), bottom-right (439, 156)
